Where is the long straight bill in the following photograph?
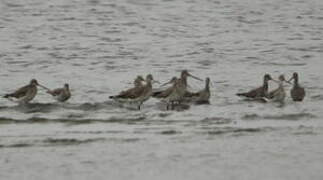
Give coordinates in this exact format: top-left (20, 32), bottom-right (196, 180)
top-left (189, 74), bottom-right (203, 81)
top-left (287, 76), bottom-right (294, 83)
top-left (38, 84), bottom-right (51, 91)
top-left (161, 80), bottom-right (172, 87)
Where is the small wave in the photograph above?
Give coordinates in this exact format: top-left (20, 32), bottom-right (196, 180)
top-left (0, 101), bottom-right (116, 114)
top-left (106, 137), bottom-right (142, 143)
top-left (77, 102), bottom-right (111, 111)
top-left (0, 115), bottom-right (147, 125)
top-left (19, 45), bottom-right (33, 49)
top-left (264, 113), bottom-right (316, 120)
top-left (311, 94), bottom-right (323, 101)
top-left (42, 138), bottom-right (105, 146)
top-left (242, 113), bottom-right (316, 121)
top-left (0, 143), bottom-right (33, 148)
top-left (5, 3), bottom-right (23, 8)
top-left (201, 117), bottom-right (232, 125)
top-left (242, 114), bottom-right (260, 120)
top-left (159, 130), bottom-right (182, 135)
top-left (293, 131), bottom-right (316, 135)
top-left (205, 127), bottom-right (270, 136)
top-left (65, 130), bottom-right (124, 134)
top-left (261, 62), bottom-right (306, 66)
top-left (0, 103), bottom-right (61, 113)
top-left (0, 138), bottom-right (106, 148)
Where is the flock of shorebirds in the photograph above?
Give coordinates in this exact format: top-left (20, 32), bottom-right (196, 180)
top-left (2, 70), bottom-right (305, 110)
top-left (236, 72), bottom-right (305, 104)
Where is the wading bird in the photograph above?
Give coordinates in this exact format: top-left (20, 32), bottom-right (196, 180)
top-left (288, 72), bottom-right (305, 102)
top-left (3, 79), bottom-right (47, 104)
top-left (184, 77), bottom-right (211, 104)
top-left (236, 74), bottom-right (273, 100)
top-left (153, 70), bottom-right (203, 110)
top-left (46, 83), bottom-right (71, 102)
top-left (268, 75), bottom-right (290, 104)
top-left (109, 74), bottom-right (156, 110)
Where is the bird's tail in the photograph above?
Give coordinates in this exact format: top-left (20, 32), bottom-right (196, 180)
top-left (236, 93), bottom-right (246, 97)
top-left (3, 94), bottom-right (11, 98)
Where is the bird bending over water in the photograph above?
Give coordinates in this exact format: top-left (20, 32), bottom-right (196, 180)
top-left (184, 77), bottom-right (211, 104)
top-left (3, 79), bottom-right (42, 104)
top-left (152, 76), bottom-right (177, 99)
top-left (236, 74), bottom-right (273, 100)
top-left (46, 83), bottom-right (71, 102)
top-left (288, 72), bottom-right (305, 102)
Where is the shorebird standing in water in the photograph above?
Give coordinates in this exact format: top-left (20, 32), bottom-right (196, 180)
top-left (236, 74), bottom-right (273, 100)
top-left (152, 76), bottom-right (177, 99)
top-left (153, 70), bottom-right (203, 110)
top-left (268, 75), bottom-right (290, 104)
top-left (109, 74), bottom-right (156, 110)
top-left (184, 77), bottom-right (211, 104)
top-left (3, 79), bottom-right (47, 104)
top-left (288, 72), bottom-right (305, 102)
top-left (46, 83), bottom-right (71, 102)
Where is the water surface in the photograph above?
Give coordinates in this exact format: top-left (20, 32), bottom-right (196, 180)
top-left (1, 0), bottom-right (323, 179)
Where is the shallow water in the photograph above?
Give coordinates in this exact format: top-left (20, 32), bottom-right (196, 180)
top-left (1, 0), bottom-right (323, 179)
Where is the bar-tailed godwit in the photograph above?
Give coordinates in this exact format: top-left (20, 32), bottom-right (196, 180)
top-left (236, 74), bottom-right (273, 99)
top-left (288, 72), bottom-right (305, 101)
top-left (109, 74), bottom-right (155, 110)
top-left (46, 83), bottom-right (71, 102)
top-left (3, 79), bottom-right (40, 104)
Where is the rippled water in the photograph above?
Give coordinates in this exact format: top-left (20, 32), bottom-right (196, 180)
top-left (1, 0), bottom-right (323, 179)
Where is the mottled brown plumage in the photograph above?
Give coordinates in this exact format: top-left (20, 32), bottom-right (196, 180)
top-left (47, 83), bottom-right (71, 102)
top-left (110, 74), bottom-right (155, 110)
top-left (236, 74), bottom-right (272, 99)
top-left (154, 70), bottom-right (203, 110)
top-left (152, 77), bottom-right (177, 98)
top-left (3, 79), bottom-right (39, 104)
top-left (184, 77), bottom-right (211, 104)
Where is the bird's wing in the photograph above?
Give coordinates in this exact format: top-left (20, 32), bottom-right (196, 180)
top-left (117, 86), bottom-right (144, 99)
top-left (237, 86), bottom-right (261, 98)
top-left (9, 84), bottom-right (30, 98)
top-left (268, 88), bottom-right (279, 99)
top-left (48, 88), bottom-right (64, 96)
top-left (184, 90), bottom-right (199, 98)
top-left (153, 87), bottom-right (173, 98)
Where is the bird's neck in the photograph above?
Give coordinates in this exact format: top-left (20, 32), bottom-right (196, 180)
top-left (294, 78), bottom-right (299, 87)
top-left (205, 82), bottom-right (210, 91)
top-left (263, 80), bottom-right (268, 90)
top-left (182, 77), bottom-right (187, 86)
top-left (146, 80), bottom-right (152, 88)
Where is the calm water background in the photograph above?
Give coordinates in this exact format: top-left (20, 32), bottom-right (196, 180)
top-left (1, 0), bottom-right (323, 179)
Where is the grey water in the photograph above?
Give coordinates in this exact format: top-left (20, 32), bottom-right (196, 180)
top-left (1, 0), bottom-right (323, 179)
